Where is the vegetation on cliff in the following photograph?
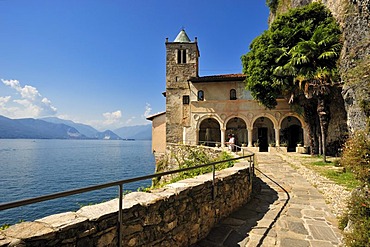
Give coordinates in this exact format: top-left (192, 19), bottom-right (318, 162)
top-left (242, 2), bottom-right (342, 161)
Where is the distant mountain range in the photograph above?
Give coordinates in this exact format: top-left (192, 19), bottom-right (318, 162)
top-left (0, 116), bottom-right (152, 140)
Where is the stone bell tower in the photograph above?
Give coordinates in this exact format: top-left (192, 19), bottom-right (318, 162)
top-left (165, 29), bottom-right (200, 144)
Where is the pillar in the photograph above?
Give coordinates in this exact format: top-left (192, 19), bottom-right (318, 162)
top-left (247, 128), bottom-right (253, 147)
top-left (275, 128), bottom-right (280, 147)
top-left (196, 128), bottom-right (199, 145)
top-left (221, 128), bottom-right (226, 147)
top-left (183, 127), bottom-right (186, 144)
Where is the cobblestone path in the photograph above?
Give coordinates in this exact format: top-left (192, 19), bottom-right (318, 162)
top-left (195, 153), bottom-right (343, 247)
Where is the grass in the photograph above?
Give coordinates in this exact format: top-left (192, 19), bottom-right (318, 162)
top-left (292, 154), bottom-right (361, 190)
top-left (321, 170), bottom-right (361, 189)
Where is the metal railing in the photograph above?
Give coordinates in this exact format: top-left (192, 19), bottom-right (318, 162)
top-left (0, 150), bottom-right (254, 247)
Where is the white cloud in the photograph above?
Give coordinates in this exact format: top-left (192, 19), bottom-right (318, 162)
top-left (0, 96), bottom-right (11, 106)
top-left (102, 110), bottom-right (122, 125)
top-left (0, 79), bottom-right (57, 118)
top-left (125, 116), bottom-right (136, 125)
top-left (143, 103), bottom-right (152, 118)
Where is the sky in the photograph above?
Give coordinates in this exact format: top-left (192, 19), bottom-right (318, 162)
top-left (0, 0), bottom-right (270, 131)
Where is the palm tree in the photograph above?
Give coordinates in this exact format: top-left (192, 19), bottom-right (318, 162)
top-left (275, 23), bottom-right (342, 162)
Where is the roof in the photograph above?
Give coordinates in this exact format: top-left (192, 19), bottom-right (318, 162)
top-left (146, 111), bottom-right (166, 121)
top-left (174, 29), bottom-right (191, 43)
top-left (189, 74), bottom-right (246, 83)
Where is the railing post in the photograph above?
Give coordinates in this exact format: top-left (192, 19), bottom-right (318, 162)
top-left (118, 184), bottom-right (123, 247)
top-left (212, 164), bottom-right (216, 200)
top-left (249, 156), bottom-right (252, 183)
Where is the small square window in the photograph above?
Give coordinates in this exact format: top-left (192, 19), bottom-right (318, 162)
top-left (183, 95), bottom-right (190, 105)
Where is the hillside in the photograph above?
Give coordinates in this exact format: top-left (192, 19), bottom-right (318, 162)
top-left (0, 115), bottom-right (85, 139)
top-left (114, 124), bottom-right (152, 140)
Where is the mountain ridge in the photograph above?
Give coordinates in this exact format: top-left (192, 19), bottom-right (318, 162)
top-left (0, 116), bottom-right (152, 140)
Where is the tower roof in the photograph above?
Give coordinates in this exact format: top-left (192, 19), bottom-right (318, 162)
top-left (174, 29), bottom-right (191, 42)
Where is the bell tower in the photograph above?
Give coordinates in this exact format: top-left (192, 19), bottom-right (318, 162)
top-left (165, 29), bottom-right (200, 144)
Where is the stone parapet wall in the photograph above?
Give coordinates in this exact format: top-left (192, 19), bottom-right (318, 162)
top-left (0, 163), bottom-right (252, 247)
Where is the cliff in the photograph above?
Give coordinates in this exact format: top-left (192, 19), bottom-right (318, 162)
top-left (269, 0), bottom-right (370, 133)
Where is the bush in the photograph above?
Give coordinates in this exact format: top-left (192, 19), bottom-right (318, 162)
top-left (340, 131), bottom-right (370, 184)
top-left (339, 131), bottom-right (370, 246)
top-left (340, 186), bottom-right (370, 246)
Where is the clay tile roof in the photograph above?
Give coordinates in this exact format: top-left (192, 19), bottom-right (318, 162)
top-left (189, 73), bottom-right (246, 83)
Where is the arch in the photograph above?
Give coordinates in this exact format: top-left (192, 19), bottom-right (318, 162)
top-left (225, 117), bottom-right (247, 147)
top-left (280, 115), bottom-right (304, 152)
top-left (278, 113), bottom-right (306, 130)
top-left (252, 116), bottom-right (275, 152)
top-left (196, 114), bottom-right (223, 130)
top-left (198, 117), bottom-right (221, 146)
top-left (251, 113), bottom-right (279, 129)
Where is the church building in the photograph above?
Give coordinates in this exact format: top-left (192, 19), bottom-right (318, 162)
top-left (147, 29), bottom-right (308, 153)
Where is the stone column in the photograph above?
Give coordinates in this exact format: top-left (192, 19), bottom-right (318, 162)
top-left (221, 128), bottom-right (226, 147)
top-left (275, 128), bottom-right (280, 146)
top-left (183, 127), bottom-right (186, 144)
top-left (196, 128), bottom-right (199, 145)
top-left (247, 128), bottom-right (253, 147)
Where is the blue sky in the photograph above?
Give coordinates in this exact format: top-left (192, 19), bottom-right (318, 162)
top-left (0, 0), bottom-right (269, 130)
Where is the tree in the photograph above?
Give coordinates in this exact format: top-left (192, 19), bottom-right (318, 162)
top-left (242, 2), bottom-right (342, 160)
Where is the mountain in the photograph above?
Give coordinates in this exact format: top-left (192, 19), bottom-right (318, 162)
top-left (94, 130), bottom-right (122, 140)
top-left (0, 115), bottom-right (85, 139)
top-left (114, 124), bottom-right (152, 140)
top-left (41, 117), bottom-right (99, 138)
top-left (41, 117), bottom-right (122, 140)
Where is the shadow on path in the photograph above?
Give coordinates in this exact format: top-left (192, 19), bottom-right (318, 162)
top-left (194, 169), bottom-right (290, 247)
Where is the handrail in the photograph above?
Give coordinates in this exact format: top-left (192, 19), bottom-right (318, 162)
top-left (0, 150), bottom-right (254, 247)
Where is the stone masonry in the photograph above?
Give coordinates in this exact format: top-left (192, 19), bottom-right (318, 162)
top-left (0, 162), bottom-right (253, 247)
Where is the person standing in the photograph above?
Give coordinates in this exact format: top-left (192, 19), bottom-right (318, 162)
top-left (226, 134), bottom-right (235, 151)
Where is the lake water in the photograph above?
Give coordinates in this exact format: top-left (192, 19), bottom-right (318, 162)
top-left (0, 139), bottom-right (155, 226)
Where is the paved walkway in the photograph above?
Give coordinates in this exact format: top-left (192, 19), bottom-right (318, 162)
top-left (194, 153), bottom-right (343, 247)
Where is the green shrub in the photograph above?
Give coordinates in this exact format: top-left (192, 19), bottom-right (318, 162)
top-left (340, 186), bottom-right (370, 247)
top-left (170, 150), bottom-right (234, 183)
top-left (340, 131), bottom-right (370, 184)
top-left (340, 131), bottom-right (370, 246)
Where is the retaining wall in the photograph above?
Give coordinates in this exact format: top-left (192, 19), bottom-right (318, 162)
top-left (0, 163), bottom-right (253, 247)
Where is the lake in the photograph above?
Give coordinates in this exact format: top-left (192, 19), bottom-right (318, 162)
top-left (0, 139), bottom-right (155, 226)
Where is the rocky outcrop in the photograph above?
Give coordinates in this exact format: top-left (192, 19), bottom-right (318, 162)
top-left (270, 0), bottom-right (370, 133)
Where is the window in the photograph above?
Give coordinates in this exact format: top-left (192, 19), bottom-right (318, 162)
top-left (183, 95), bottom-right (189, 105)
top-left (230, 89), bottom-right (237, 100)
top-left (197, 90), bottom-right (204, 101)
top-left (177, 49), bottom-right (187, 64)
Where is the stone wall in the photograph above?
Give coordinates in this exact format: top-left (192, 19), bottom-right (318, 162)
top-left (154, 144), bottom-right (223, 184)
top-left (0, 164), bottom-right (252, 247)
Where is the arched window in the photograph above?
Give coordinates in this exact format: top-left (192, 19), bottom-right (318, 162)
top-left (230, 89), bottom-right (237, 100)
top-left (197, 90), bottom-right (204, 101)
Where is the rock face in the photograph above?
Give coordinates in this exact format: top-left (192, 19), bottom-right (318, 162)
top-left (270, 0), bottom-right (370, 134)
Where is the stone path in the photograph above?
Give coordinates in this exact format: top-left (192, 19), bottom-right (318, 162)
top-left (194, 153), bottom-right (343, 247)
